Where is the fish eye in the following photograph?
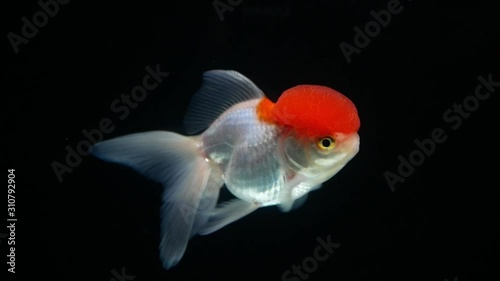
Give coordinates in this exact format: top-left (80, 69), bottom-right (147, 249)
top-left (317, 136), bottom-right (335, 151)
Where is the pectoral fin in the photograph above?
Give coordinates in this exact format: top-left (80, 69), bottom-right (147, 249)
top-left (291, 193), bottom-right (308, 210)
top-left (278, 177), bottom-right (321, 212)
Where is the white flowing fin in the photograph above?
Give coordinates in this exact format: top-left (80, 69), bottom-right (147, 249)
top-left (278, 192), bottom-right (294, 212)
top-left (184, 70), bottom-right (264, 135)
top-left (91, 131), bottom-right (223, 270)
top-left (190, 171), bottom-right (224, 237)
top-left (197, 199), bottom-right (260, 235)
top-left (278, 175), bottom-right (322, 212)
top-left (277, 175), bottom-right (305, 212)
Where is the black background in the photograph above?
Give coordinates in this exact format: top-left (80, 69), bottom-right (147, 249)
top-left (4, 0), bottom-right (499, 280)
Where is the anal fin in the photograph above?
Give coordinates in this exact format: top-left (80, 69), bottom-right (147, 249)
top-left (197, 199), bottom-right (259, 235)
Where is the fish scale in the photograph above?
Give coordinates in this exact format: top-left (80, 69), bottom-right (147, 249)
top-left (202, 99), bottom-right (286, 204)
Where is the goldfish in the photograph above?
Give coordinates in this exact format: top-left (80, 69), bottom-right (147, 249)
top-left (91, 70), bottom-right (360, 269)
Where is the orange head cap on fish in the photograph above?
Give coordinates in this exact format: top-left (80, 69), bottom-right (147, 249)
top-left (272, 85), bottom-right (360, 137)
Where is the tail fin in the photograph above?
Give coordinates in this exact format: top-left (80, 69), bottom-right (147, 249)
top-left (91, 131), bottom-right (223, 269)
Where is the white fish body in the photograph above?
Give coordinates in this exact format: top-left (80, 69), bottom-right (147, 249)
top-left (92, 70), bottom-right (360, 269)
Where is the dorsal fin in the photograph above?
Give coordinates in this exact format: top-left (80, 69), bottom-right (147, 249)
top-left (183, 70), bottom-right (264, 135)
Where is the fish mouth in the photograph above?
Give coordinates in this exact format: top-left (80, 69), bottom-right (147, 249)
top-left (343, 132), bottom-right (360, 155)
top-left (337, 132), bottom-right (360, 162)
